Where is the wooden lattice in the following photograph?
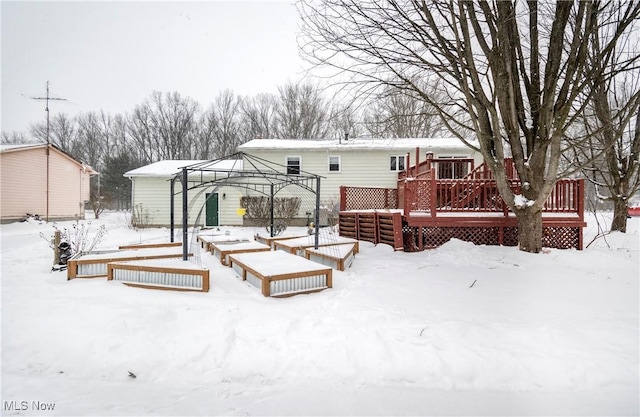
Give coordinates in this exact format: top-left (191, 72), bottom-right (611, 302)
top-left (399, 225), bottom-right (580, 250)
top-left (341, 186), bottom-right (397, 211)
top-left (542, 227), bottom-right (581, 249)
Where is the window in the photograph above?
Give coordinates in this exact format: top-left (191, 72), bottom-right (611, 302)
top-left (286, 156), bottom-right (301, 175)
top-left (390, 155), bottom-right (406, 172)
top-left (328, 155), bottom-right (341, 172)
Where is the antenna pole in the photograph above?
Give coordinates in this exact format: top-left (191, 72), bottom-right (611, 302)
top-left (28, 81), bottom-right (68, 222)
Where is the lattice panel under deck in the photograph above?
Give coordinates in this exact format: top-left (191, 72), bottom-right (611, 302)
top-left (542, 227), bottom-right (580, 249)
top-left (401, 225), bottom-right (578, 250)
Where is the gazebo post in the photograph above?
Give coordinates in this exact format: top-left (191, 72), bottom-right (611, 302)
top-left (182, 168), bottom-right (188, 261)
top-left (314, 176), bottom-right (320, 249)
top-left (170, 176), bottom-right (176, 242)
top-left (270, 184), bottom-right (275, 238)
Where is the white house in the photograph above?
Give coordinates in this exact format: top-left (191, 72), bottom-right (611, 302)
top-left (125, 137), bottom-right (481, 227)
top-left (238, 137), bottom-right (482, 208)
top-left (124, 159), bottom-right (245, 228)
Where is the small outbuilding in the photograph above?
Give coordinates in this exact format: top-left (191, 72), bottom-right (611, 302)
top-left (0, 143), bottom-right (97, 223)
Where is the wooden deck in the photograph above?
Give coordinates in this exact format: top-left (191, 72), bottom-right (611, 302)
top-left (339, 153), bottom-right (586, 251)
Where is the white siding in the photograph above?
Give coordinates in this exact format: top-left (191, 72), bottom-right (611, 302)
top-left (130, 176), bottom-right (245, 227)
top-left (128, 142), bottom-right (482, 227)
top-left (242, 147), bottom-right (482, 208)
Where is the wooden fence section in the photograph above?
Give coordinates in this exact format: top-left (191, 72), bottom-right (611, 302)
top-left (339, 211), bottom-right (404, 251)
top-left (107, 260), bottom-right (210, 292)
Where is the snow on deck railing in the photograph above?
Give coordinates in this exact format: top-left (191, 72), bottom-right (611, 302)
top-left (340, 177), bottom-right (584, 220)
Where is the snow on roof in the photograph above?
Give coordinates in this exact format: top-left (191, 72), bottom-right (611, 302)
top-left (239, 137), bottom-right (475, 151)
top-left (1, 143), bottom-right (98, 174)
top-left (0, 143), bottom-right (48, 152)
top-left (124, 159), bottom-right (243, 177)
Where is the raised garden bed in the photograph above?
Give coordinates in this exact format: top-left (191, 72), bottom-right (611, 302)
top-left (209, 241), bottom-right (271, 266)
top-left (272, 235), bottom-right (360, 257)
top-left (107, 259), bottom-right (209, 292)
top-left (67, 247), bottom-right (192, 280)
top-left (228, 251), bottom-right (332, 297)
top-left (304, 243), bottom-right (357, 271)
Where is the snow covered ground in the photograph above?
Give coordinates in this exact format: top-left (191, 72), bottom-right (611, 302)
top-left (1, 211), bottom-right (638, 416)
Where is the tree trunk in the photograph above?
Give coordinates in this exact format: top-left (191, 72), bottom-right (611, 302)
top-left (610, 197), bottom-right (628, 233)
top-left (516, 207), bottom-right (543, 253)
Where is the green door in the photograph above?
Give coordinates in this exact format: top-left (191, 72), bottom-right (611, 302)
top-left (205, 193), bottom-right (219, 226)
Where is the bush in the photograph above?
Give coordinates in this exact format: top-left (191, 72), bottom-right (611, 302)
top-left (240, 196), bottom-right (301, 235)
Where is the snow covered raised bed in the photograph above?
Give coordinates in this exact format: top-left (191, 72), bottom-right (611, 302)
top-left (228, 251), bottom-right (332, 297)
top-left (253, 233), bottom-right (309, 249)
top-left (304, 243), bottom-right (357, 271)
top-left (67, 246), bottom-right (192, 280)
top-left (272, 235), bottom-right (359, 257)
top-left (209, 241), bottom-right (271, 266)
top-left (107, 259), bottom-right (209, 292)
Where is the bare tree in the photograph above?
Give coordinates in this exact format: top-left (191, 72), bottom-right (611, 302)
top-left (273, 81), bottom-right (330, 139)
top-left (363, 83), bottom-right (447, 138)
top-left (239, 93), bottom-right (277, 140)
top-left (199, 90), bottom-right (245, 158)
top-left (76, 112), bottom-right (106, 170)
top-left (1, 131), bottom-right (31, 144)
top-left (298, 0), bottom-right (640, 252)
top-left (571, 85), bottom-right (640, 233)
top-left (127, 103), bottom-right (157, 164)
top-left (29, 113), bottom-right (77, 153)
top-left (128, 91), bottom-right (199, 161)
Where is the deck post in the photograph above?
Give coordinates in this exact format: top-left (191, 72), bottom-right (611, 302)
top-left (182, 168), bottom-right (189, 261)
top-left (430, 168), bottom-right (437, 217)
top-left (339, 186), bottom-right (346, 211)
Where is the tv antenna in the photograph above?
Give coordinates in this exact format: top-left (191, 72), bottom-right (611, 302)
top-left (23, 80), bottom-right (68, 145)
top-left (23, 81), bottom-right (68, 222)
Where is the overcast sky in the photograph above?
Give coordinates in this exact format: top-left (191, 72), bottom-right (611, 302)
top-left (1, 1), bottom-right (308, 134)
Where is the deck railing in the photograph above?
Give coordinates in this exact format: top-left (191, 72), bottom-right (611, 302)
top-left (341, 177), bottom-right (584, 220)
top-left (402, 176), bottom-right (584, 218)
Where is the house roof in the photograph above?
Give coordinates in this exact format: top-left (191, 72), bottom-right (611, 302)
top-left (0, 143), bottom-right (98, 175)
top-left (0, 143), bottom-right (49, 152)
top-left (238, 137), bottom-right (476, 152)
top-left (125, 159), bottom-right (244, 177)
